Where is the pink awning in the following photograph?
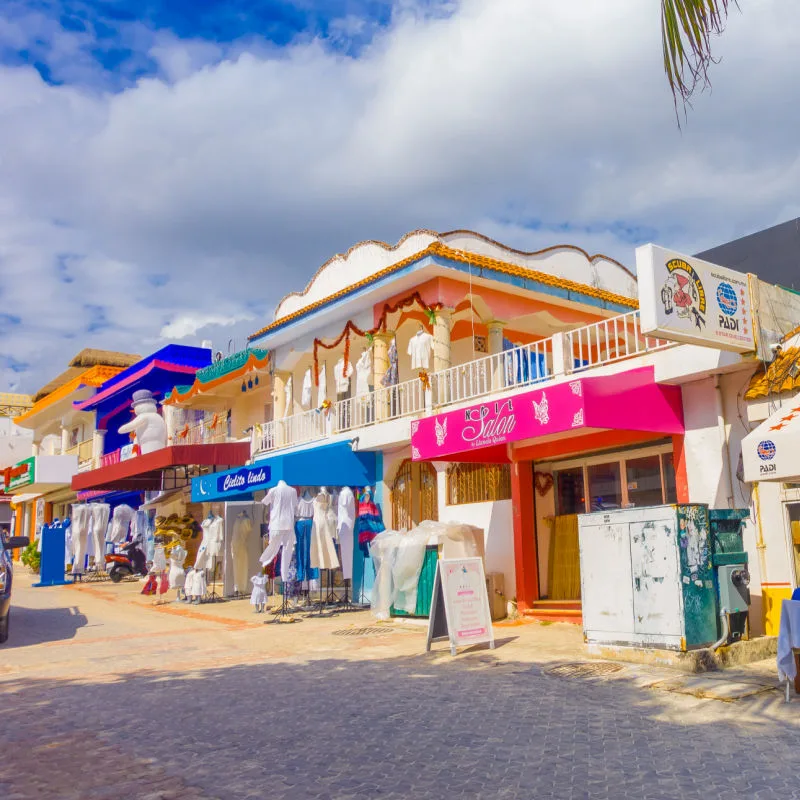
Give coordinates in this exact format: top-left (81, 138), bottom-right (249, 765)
top-left (411, 366), bottom-right (683, 462)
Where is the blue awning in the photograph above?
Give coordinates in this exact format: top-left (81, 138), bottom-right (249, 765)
top-left (191, 441), bottom-right (379, 503)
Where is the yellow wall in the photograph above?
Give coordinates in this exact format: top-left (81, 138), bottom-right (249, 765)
top-left (762, 584), bottom-right (793, 636)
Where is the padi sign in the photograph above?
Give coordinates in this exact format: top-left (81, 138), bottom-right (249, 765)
top-left (217, 465), bottom-right (271, 494)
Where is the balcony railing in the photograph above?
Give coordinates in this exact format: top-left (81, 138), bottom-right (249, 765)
top-left (566, 309), bottom-right (672, 373)
top-left (170, 420), bottom-right (231, 446)
top-left (65, 439), bottom-right (94, 467)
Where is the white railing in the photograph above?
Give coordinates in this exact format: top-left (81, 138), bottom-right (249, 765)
top-left (431, 340), bottom-right (553, 407)
top-left (566, 309), bottom-right (673, 373)
top-left (253, 310), bottom-right (676, 455)
top-left (171, 420), bottom-right (231, 445)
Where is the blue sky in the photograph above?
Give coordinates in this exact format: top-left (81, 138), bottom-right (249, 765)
top-left (1, 0), bottom-right (799, 395)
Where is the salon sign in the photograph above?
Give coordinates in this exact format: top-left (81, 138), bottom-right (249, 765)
top-left (411, 380), bottom-right (585, 461)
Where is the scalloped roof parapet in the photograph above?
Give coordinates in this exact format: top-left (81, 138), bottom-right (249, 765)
top-left (273, 229), bottom-right (637, 323)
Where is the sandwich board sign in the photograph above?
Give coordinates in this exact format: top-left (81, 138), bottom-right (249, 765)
top-left (426, 557), bottom-right (495, 656)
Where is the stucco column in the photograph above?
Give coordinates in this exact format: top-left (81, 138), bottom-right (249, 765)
top-left (92, 429), bottom-right (106, 468)
top-left (60, 426), bottom-right (70, 454)
top-left (432, 308), bottom-right (453, 374)
top-left (487, 319), bottom-right (506, 391)
top-left (31, 441), bottom-right (40, 457)
top-left (373, 332), bottom-right (394, 421)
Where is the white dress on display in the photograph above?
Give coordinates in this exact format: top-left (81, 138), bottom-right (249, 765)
top-left (407, 329), bottom-right (434, 370)
top-left (191, 568), bottom-right (207, 599)
top-left (90, 504), bottom-right (111, 569)
top-left (259, 481), bottom-right (298, 583)
top-left (152, 545), bottom-right (168, 573)
top-left (230, 513), bottom-right (253, 594)
top-left (109, 504), bottom-right (134, 543)
top-left (334, 358), bottom-right (352, 395)
top-left (250, 574), bottom-right (268, 607)
top-left (355, 349), bottom-right (372, 396)
top-left (317, 363), bottom-right (328, 408)
top-left (168, 544), bottom-right (188, 590)
top-left (311, 491), bottom-right (340, 570)
top-left (70, 504), bottom-right (90, 575)
top-left (337, 487), bottom-right (356, 581)
top-left (284, 376), bottom-right (293, 418)
top-left (195, 515), bottom-right (224, 570)
top-left (301, 368), bottom-right (313, 409)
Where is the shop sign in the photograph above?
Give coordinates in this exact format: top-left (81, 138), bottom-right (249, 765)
top-left (192, 464), bottom-right (272, 502)
top-left (636, 244), bottom-right (755, 353)
top-left (426, 557), bottom-right (494, 656)
top-left (120, 444), bottom-right (136, 462)
top-left (2, 458), bottom-right (35, 492)
top-left (411, 380), bottom-right (585, 460)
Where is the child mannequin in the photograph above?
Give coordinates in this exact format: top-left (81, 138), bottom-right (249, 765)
top-left (250, 571), bottom-right (268, 613)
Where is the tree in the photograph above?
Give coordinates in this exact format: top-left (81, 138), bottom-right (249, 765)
top-left (661, 0), bottom-right (737, 115)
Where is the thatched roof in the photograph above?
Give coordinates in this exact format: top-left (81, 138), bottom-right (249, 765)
top-left (68, 349), bottom-right (141, 369)
top-left (32, 350), bottom-right (141, 401)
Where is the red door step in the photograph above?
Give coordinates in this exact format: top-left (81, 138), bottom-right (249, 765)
top-left (524, 600), bottom-right (583, 625)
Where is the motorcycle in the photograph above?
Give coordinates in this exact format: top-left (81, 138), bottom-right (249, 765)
top-left (106, 538), bottom-right (148, 583)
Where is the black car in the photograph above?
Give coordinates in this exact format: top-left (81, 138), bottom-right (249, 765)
top-left (0, 533), bottom-right (30, 643)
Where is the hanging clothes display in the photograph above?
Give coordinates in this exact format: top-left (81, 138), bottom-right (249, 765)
top-left (230, 512), bottom-right (253, 594)
top-left (355, 487), bottom-right (385, 553)
top-left (337, 486), bottom-right (356, 581)
top-left (407, 328), bottom-right (433, 370)
top-left (317, 362), bottom-right (328, 407)
top-left (381, 338), bottom-right (399, 387)
top-left (301, 367), bottom-right (313, 409)
top-left (259, 481), bottom-right (298, 583)
top-left (310, 489), bottom-right (340, 570)
top-left (195, 514), bottom-right (224, 570)
top-left (294, 493), bottom-right (319, 584)
top-left (70, 504), bottom-right (90, 575)
top-left (90, 503), bottom-right (110, 570)
top-left (109, 504), bottom-right (135, 543)
top-left (334, 357), bottom-right (353, 395)
top-left (284, 376), bottom-right (293, 418)
top-left (355, 349), bottom-right (372, 396)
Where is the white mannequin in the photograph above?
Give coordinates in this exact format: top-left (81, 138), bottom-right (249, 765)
top-left (168, 543), bottom-right (188, 599)
top-left (90, 503), bottom-right (110, 571)
top-left (70, 504), bottom-right (90, 575)
top-left (337, 486), bottom-right (356, 580)
top-left (355, 349), bottom-right (372, 397)
top-left (259, 480), bottom-right (299, 583)
top-left (301, 367), bottom-right (313, 409)
top-left (311, 487), bottom-right (340, 570)
top-left (407, 325), bottom-right (434, 370)
top-left (118, 389), bottom-right (167, 455)
top-left (230, 512), bottom-right (253, 594)
top-left (195, 511), bottom-right (224, 571)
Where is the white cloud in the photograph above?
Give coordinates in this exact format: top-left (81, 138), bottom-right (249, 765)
top-left (1, 0), bottom-right (799, 393)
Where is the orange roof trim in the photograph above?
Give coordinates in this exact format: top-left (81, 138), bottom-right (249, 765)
top-left (164, 350), bottom-right (271, 405)
top-left (249, 241), bottom-right (638, 341)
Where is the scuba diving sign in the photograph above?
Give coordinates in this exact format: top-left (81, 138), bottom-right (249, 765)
top-left (636, 244), bottom-right (756, 353)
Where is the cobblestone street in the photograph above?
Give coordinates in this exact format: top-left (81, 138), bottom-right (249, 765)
top-left (1, 573), bottom-right (799, 800)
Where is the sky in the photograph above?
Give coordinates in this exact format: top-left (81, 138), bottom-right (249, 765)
top-left (1, 0), bottom-right (799, 394)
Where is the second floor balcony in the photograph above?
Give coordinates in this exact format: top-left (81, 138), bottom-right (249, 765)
top-left (253, 310), bottom-right (674, 456)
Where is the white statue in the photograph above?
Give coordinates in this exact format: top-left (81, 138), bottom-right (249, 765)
top-left (118, 389), bottom-right (167, 455)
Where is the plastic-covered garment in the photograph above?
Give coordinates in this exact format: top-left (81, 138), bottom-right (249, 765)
top-left (416, 519), bottom-right (484, 561)
top-left (152, 545), bottom-right (168, 573)
top-left (168, 544), bottom-right (187, 590)
top-left (90, 504), bottom-right (110, 570)
top-left (109, 504), bottom-right (134, 543)
top-left (70, 504), bottom-right (90, 575)
top-left (391, 526), bottom-right (432, 615)
top-left (369, 530), bottom-right (403, 621)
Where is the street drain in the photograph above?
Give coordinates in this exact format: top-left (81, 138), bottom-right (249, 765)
top-left (546, 662), bottom-right (624, 679)
top-left (332, 626), bottom-right (395, 637)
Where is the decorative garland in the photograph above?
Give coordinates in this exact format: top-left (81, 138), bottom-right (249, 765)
top-left (534, 471), bottom-right (554, 497)
top-left (418, 370), bottom-right (430, 391)
top-left (312, 291), bottom-right (442, 386)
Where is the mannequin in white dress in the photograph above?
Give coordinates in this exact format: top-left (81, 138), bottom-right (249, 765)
top-left (355, 348), bottom-right (372, 397)
top-left (70, 504), bottom-right (90, 575)
top-left (407, 325), bottom-right (434, 370)
top-left (195, 513), bottom-right (224, 572)
top-left (168, 543), bottom-right (188, 600)
top-left (230, 512), bottom-right (253, 595)
top-left (337, 486), bottom-right (356, 580)
top-left (317, 363), bottom-right (328, 408)
top-left (259, 480), bottom-right (298, 583)
top-left (334, 357), bottom-right (353, 396)
top-left (311, 487), bottom-right (340, 570)
top-left (301, 367), bottom-right (313, 409)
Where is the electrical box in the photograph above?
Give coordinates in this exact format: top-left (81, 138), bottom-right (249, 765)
top-left (579, 504), bottom-right (719, 651)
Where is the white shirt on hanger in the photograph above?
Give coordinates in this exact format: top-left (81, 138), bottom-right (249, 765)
top-left (284, 376), bottom-right (293, 418)
top-left (301, 368), bottom-right (313, 409)
top-left (334, 357), bottom-right (352, 394)
top-left (355, 349), bottom-right (372, 397)
top-left (337, 486), bottom-right (356, 530)
top-left (407, 330), bottom-right (433, 370)
top-left (317, 363), bottom-right (327, 407)
top-left (261, 481), bottom-right (298, 532)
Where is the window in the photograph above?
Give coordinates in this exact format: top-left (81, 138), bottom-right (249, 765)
top-left (556, 467), bottom-right (585, 515)
top-left (662, 452), bottom-right (677, 503)
top-left (447, 463), bottom-right (511, 505)
top-left (587, 462), bottom-right (622, 511)
top-left (626, 455), bottom-right (664, 507)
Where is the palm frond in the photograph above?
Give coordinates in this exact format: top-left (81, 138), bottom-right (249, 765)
top-left (661, 0), bottom-right (737, 117)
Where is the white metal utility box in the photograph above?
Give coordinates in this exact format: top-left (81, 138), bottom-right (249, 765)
top-left (578, 504), bottom-right (719, 651)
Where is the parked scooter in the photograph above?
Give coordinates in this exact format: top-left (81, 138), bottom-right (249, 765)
top-left (106, 538), bottom-right (148, 583)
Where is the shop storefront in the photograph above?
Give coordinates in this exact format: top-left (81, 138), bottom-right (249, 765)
top-left (411, 366), bottom-right (686, 616)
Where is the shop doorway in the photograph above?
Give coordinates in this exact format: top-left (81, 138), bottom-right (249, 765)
top-left (391, 460), bottom-right (438, 531)
top-left (786, 502), bottom-right (800, 589)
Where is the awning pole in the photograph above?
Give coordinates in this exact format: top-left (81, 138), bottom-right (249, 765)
top-left (714, 374), bottom-right (735, 509)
